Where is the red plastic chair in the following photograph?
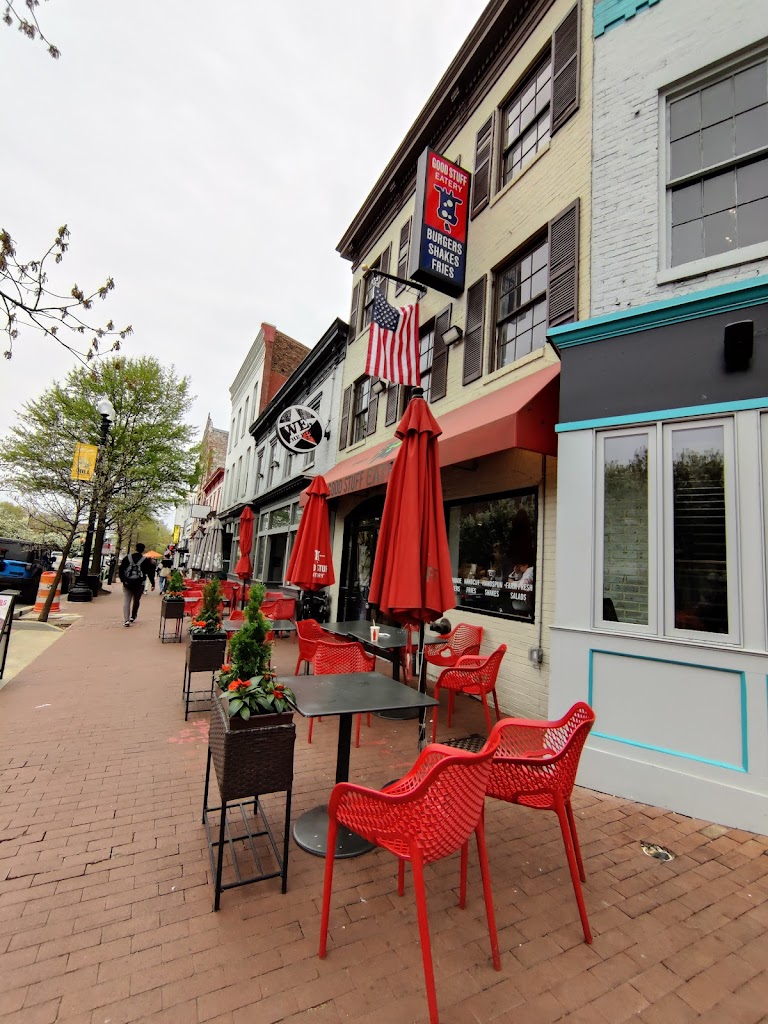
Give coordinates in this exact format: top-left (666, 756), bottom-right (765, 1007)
top-left (431, 644), bottom-right (507, 742)
top-left (311, 639), bottom-right (375, 748)
top-left (319, 738), bottom-right (502, 1024)
top-left (228, 608), bottom-right (244, 622)
top-left (486, 702), bottom-right (596, 944)
top-left (424, 623), bottom-right (483, 668)
top-left (294, 619), bottom-right (346, 675)
top-left (185, 597), bottom-right (203, 619)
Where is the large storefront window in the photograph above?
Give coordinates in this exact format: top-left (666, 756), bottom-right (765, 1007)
top-left (447, 490), bottom-right (537, 620)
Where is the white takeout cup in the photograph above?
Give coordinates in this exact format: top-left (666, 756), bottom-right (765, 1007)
top-left (370, 624), bottom-right (380, 642)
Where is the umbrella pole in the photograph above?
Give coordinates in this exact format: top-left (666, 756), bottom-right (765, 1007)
top-left (417, 621), bottom-right (427, 750)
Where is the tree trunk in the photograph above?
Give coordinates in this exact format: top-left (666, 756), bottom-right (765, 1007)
top-left (38, 526), bottom-right (76, 623)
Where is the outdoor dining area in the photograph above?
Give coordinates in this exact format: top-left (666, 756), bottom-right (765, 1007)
top-left (168, 389), bottom-right (601, 1024)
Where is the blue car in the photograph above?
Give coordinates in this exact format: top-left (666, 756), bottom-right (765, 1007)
top-left (0, 538), bottom-right (49, 604)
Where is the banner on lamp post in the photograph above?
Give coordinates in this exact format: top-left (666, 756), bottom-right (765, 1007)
top-left (71, 443), bottom-right (99, 481)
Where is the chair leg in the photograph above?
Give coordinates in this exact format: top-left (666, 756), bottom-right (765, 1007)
top-left (411, 847), bottom-right (439, 1024)
top-left (459, 842), bottom-right (468, 908)
top-left (480, 693), bottom-right (493, 735)
top-left (447, 691), bottom-right (455, 728)
top-left (319, 817), bottom-right (338, 958)
top-left (491, 687), bottom-right (501, 723)
top-left (398, 858), bottom-right (405, 897)
top-left (475, 813), bottom-right (501, 970)
top-left (294, 655), bottom-right (302, 674)
top-left (565, 799), bottom-right (587, 882)
top-left (554, 798), bottom-right (592, 944)
top-left (281, 790), bottom-right (292, 895)
top-left (431, 685), bottom-right (441, 744)
top-left (355, 713), bottom-right (361, 749)
top-left (308, 718), bottom-right (314, 743)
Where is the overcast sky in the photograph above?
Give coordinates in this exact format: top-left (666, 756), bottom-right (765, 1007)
top-left (1, 0), bottom-right (488, 442)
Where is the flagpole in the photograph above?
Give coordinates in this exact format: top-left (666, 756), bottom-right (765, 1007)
top-left (361, 265), bottom-right (428, 298)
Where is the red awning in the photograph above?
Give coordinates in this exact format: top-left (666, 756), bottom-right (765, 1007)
top-left (320, 362), bottom-right (559, 501)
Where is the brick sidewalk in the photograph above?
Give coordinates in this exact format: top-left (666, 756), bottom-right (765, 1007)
top-left (1, 591), bottom-right (766, 1024)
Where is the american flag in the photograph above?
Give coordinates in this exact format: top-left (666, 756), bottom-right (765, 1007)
top-left (365, 287), bottom-right (421, 386)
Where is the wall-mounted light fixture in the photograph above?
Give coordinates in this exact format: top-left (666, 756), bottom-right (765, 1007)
top-left (443, 325), bottom-right (463, 346)
top-left (371, 379), bottom-right (387, 395)
top-left (723, 320), bottom-right (753, 372)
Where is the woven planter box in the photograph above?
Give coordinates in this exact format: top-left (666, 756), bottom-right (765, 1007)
top-left (186, 634), bottom-right (227, 673)
top-left (209, 694), bottom-right (296, 803)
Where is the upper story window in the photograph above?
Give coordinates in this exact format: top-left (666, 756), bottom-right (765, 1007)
top-left (242, 397), bottom-right (249, 437)
top-left (502, 54), bottom-right (552, 186)
top-left (494, 236), bottom-right (549, 368)
top-left (229, 419), bottom-right (235, 450)
top-left (235, 409), bottom-right (242, 441)
top-left (267, 438), bottom-right (278, 488)
top-left (395, 220), bottom-right (412, 296)
top-left (351, 377), bottom-right (371, 444)
top-left (255, 448), bottom-right (264, 492)
top-left (418, 323), bottom-right (435, 403)
top-left (668, 58), bottom-right (768, 266)
top-left (362, 260), bottom-right (381, 330)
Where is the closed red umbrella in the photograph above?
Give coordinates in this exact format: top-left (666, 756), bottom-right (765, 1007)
top-left (286, 475), bottom-right (335, 591)
top-left (369, 394), bottom-right (454, 745)
top-left (234, 507), bottom-right (254, 581)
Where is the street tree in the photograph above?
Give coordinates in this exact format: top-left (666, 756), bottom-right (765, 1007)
top-left (0, 355), bottom-right (199, 619)
top-left (2, 0), bottom-right (60, 58)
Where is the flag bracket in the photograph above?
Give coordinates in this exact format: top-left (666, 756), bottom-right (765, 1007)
top-left (361, 266), bottom-right (428, 298)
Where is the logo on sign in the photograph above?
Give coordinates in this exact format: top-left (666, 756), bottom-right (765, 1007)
top-left (276, 406), bottom-right (325, 454)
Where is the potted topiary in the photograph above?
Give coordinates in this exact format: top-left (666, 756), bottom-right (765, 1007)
top-left (189, 577), bottom-right (225, 640)
top-left (159, 569), bottom-right (185, 642)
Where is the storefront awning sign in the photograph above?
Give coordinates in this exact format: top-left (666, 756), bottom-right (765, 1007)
top-left (276, 405), bottom-right (325, 454)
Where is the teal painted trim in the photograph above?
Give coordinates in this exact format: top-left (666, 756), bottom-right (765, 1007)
top-left (556, 396), bottom-right (768, 432)
top-left (587, 649), bottom-right (748, 773)
top-left (549, 274), bottom-right (768, 349)
top-left (594, 0), bottom-right (663, 38)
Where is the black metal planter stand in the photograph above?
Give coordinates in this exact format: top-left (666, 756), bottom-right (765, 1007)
top-left (182, 634), bottom-right (227, 719)
top-left (159, 600), bottom-right (185, 643)
top-left (203, 696), bottom-right (295, 911)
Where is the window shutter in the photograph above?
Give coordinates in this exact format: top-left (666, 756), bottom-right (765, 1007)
top-left (463, 277), bottom-right (486, 385)
top-left (471, 117), bottom-right (494, 217)
top-left (377, 244), bottom-right (391, 299)
top-left (551, 3), bottom-right (580, 135)
top-left (430, 304), bottom-right (451, 401)
top-left (396, 219), bottom-right (411, 294)
top-left (385, 384), bottom-right (400, 426)
top-left (348, 282), bottom-right (361, 346)
top-left (338, 385), bottom-right (352, 450)
top-left (366, 378), bottom-right (380, 435)
top-left (548, 199), bottom-right (580, 326)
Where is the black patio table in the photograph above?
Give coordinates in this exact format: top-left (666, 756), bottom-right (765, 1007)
top-left (283, 671), bottom-right (438, 858)
top-left (322, 620), bottom-right (444, 719)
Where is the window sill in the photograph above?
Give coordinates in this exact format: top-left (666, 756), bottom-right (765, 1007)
top-left (657, 241), bottom-right (768, 284)
top-left (490, 143), bottom-right (551, 209)
top-left (482, 346), bottom-right (546, 387)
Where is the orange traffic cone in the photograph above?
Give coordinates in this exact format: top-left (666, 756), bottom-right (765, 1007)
top-left (34, 571), bottom-right (61, 614)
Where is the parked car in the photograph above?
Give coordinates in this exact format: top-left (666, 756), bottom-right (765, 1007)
top-left (0, 537), bottom-right (48, 604)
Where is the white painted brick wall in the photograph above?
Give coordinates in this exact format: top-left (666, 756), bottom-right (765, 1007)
top-left (591, 0), bottom-right (768, 316)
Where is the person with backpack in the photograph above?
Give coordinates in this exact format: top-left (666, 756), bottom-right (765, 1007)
top-left (118, 542), bottom-right (155, 626)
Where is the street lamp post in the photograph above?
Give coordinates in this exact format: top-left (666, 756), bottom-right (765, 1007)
top-left (68, 398), bottom-right (116, 603)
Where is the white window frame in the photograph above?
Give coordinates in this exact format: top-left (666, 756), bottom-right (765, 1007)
top-left (594, 427), bottom-right (658, 634)
top-left (662, 417), bottom-right (740, 644)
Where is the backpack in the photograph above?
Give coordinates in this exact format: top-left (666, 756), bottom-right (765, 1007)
top-left (124, 554), bottom-right (145, 584)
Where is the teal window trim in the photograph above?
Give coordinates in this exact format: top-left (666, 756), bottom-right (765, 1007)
top-left (594, 0), bottom-right (663, 38)
top-left (587, 648), bottom-right (748, 772)
top-left (557, 396), bottom-right (768, 432)
top-left (548, 274), bottom-right (768, 349)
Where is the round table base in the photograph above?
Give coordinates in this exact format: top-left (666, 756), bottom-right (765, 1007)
top-left (293, 805), bottom-right (375, 858)
top-left (374, 706), bottom-right (421, 720)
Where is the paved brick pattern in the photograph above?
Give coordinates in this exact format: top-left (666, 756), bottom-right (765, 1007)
top-left (1, 594), bottom-right (767, 1023)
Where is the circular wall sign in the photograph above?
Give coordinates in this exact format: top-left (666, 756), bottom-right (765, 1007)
top-left (276, 405), bottom-right (325, 454)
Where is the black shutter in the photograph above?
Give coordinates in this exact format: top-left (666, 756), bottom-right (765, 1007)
top-left (463, 277), bottom-right (486, 385)
top-left (366, 378), bottom-right (380, 435)
top-left (551, 3), bottom-right (580, 135)
top-left (430, 305), bottom-right (451, 401)
top-left (378, 244), bottom-right (391, 299)
top-left (338, 385), bottom-right (352, 450)
top-left (548, 199), bottom-right (580, 326)
top-left (471, 116), bottom-right (494, 217)
top-left (348, 282), bottom-right (360, 346)
top-left (395, 219), bottom-right (411, 294)
top-left (385, 384), bottom-right (400, 426)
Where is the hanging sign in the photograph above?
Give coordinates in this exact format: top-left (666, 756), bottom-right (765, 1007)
top-left (408, 148), bottom-right (471, 298)
top-left (276, 406), bottom-right (324, 454)
top-left (71, 443), bottom-right (99, 481)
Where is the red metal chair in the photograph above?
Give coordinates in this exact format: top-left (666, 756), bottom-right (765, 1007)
top-left (294, 619), bottom-right (346, 675)
top-left (311, 639), bottom-right (375, 748)
top-left (431, 644), bottom-right (507, 742)
top-left (424, 623), bottom-right (483, 668)
top-left (319, 738), bottom-right (502, 1024)
top-left (486, 702), bottom-right (596, 944)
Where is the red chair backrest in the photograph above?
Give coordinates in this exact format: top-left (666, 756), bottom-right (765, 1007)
top-left (458, 644), bottom-right (507, 687)
top-left (228, 609), bottom-right (245, 622)
top-left (447, 623), bottom-right (483, 657)
top-left (314, 639), bottom-right (374, 675)
top-left (487, 702), bottom-right (595, 804)
top-left (264, 597), bottom-right (296, 622)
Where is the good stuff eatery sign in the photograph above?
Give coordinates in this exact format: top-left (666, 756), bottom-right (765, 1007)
top-left (409, 148), bottom-right (471, 298)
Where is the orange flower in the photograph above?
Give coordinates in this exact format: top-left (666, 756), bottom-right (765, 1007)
top-left (228, 679), bottom-right (247, 691)
top-left (192, 619), bottom-right (207, 628)
top-left (220, 663), bottom-right (232, 673)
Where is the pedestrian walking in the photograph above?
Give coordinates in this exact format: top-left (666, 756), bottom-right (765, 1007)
top-left (118, 542), bottom-right (155, 626)
top-left (158, 548), bottom-right (174, 593)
